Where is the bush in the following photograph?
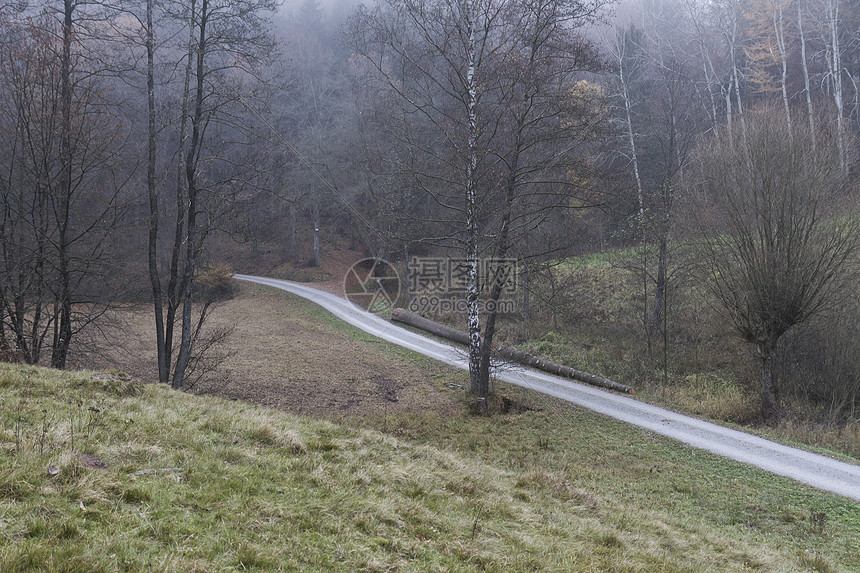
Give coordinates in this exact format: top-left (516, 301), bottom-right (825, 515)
top-left (194, 263), bottom-right (237, 303)
top-left (783, 289), bottom-right (860, 422)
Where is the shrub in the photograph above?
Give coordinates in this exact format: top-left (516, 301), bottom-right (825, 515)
top-left (194, 263), bottom-right (236, 303)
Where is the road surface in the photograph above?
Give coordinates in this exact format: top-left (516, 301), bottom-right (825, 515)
top-left (235, 274), bottom-right (860, 502)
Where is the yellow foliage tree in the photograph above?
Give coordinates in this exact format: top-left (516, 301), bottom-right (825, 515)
top-left (743, 0), bottom-right (791, 98)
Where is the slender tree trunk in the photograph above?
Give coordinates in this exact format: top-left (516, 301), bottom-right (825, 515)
top-left (703, 56), bottom-right (720, 141)
top-left (478, 136), bottom-right (518, 410)
top-left (615, 27), bottom-right (653, 352)
top-left (724, 84), bottom-right (733, 144)
top-left (52, 0), bottom-right (74, 369)
top-left (732, 61), bottom-right (746, 143)
top-left (798, 0), bottom-right (816, 152)
top-left (522, 259), bottom-right (529, 319)
top-left (173, 0), bottom-right (209, 390)
top-left (616, 30), bottom-right (644, 217)
top-left (146, 0), bottom-right (168, 384)
top-left (165, 0), bottom-right (197, 384)
top-left (478, 224), bottom-right (511, 407)
top-left (661, 256), bottom-right (669, 388)
top-left (29, 222), bottom-right (46, 364)
top-left (687, 4), bottom-right (720, 140)
top-left (289, 203), bottom-right (297, 262)
top-left (773, 0), bottom-right (791, 135)
top-left (826, 0), bottom-right (846, 173)
top-left (651, 234), bottom-right (667, 334)
top-left (312, 196), bottom-right (320, 267)
top-left (463, 0), bottom-right (483, 411)
top-left (722, 3), bottom-right (745, 146)
top-left (759, 341), bottom-right (780, 425)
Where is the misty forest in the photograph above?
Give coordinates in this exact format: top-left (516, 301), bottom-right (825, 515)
top-left (2, 0), bottom-right (860, 433)
top-left (6, 0), bottom-right (860, 570)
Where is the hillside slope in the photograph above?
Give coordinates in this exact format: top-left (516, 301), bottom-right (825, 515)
top-left (2, 361), bottom-right (859, 571)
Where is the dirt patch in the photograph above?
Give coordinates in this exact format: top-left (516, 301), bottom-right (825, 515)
top-left (267, 246), bottom-right (368, 297)
top-left (77, 452), bottom-right (108, 469)
top-left (82, 283), bottom-right (464, 419)
top-left (306, 247), bottom-right (368, 296)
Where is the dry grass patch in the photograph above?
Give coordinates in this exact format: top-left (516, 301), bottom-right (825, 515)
top-left (80, 282), bottom-right (463, 419)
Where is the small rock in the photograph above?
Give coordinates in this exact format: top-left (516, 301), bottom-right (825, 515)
top-left (77, 452), bottom-right (108, 469)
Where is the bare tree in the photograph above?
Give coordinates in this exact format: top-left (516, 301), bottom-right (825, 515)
top-left (606, 3), bottom-right (707, 380)
top-left (0, 11), bottom-right (128, 367)
top-left (690, 106), bottom-right (858, 425)
top-left (349, 0), bottom-right (608, 411)
top-left (117, 0), bottom-right (278, 389)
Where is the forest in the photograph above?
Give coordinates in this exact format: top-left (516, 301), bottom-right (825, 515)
top-left (1, 0), bottom-right (859, 429)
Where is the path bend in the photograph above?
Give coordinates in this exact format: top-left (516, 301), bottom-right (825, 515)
top-left (235, 274), bottom-right (860, 502)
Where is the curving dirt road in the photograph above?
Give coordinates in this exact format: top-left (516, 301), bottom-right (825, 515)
top-left (235, 274), bottom-right (860, 502)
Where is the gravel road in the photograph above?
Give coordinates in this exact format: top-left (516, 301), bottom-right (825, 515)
top-left (235, 274), bottom-right (860, 502)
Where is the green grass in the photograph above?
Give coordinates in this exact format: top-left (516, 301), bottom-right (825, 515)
top-left (486, 246), bottom-right (860, 462)
top-left (5, 267), bottom-right (859, 572)
top-left (346, 389), bottom-right (860, 571)
top-left (1, 361), bottom-right (859, 572)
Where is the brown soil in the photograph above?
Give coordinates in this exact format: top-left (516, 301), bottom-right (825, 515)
top-left (82, 282), bottom-right (464, 419)
top-left (264, 245), bottom-right (370, 297)
top-left (301, 247), bottom-right (367, 296)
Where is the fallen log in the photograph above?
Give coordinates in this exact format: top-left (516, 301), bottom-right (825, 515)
top-left (391, 308), bottom-right (471, 345)
top-left (391, 308), bottom-right (636, 394)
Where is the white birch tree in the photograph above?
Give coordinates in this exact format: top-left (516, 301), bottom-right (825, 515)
top-left (349, 0), bottom-right (608, 411)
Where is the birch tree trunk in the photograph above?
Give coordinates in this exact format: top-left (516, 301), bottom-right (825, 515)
top-left (826, 0), bottom-right (846, 173)
top-left (798, 0), bottom-right (816, 152)
top-left (614, 28), bottom-right (645, 217)
top-left (773, 0), bottom-right (791, 134)
top-left (463, 0), bottom-right (484, 411)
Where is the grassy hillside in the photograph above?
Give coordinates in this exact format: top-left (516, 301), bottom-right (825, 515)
top-left (486, 249), bottom-right (860, 462)
top-left (3, 291), bottom-right (860, 571)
